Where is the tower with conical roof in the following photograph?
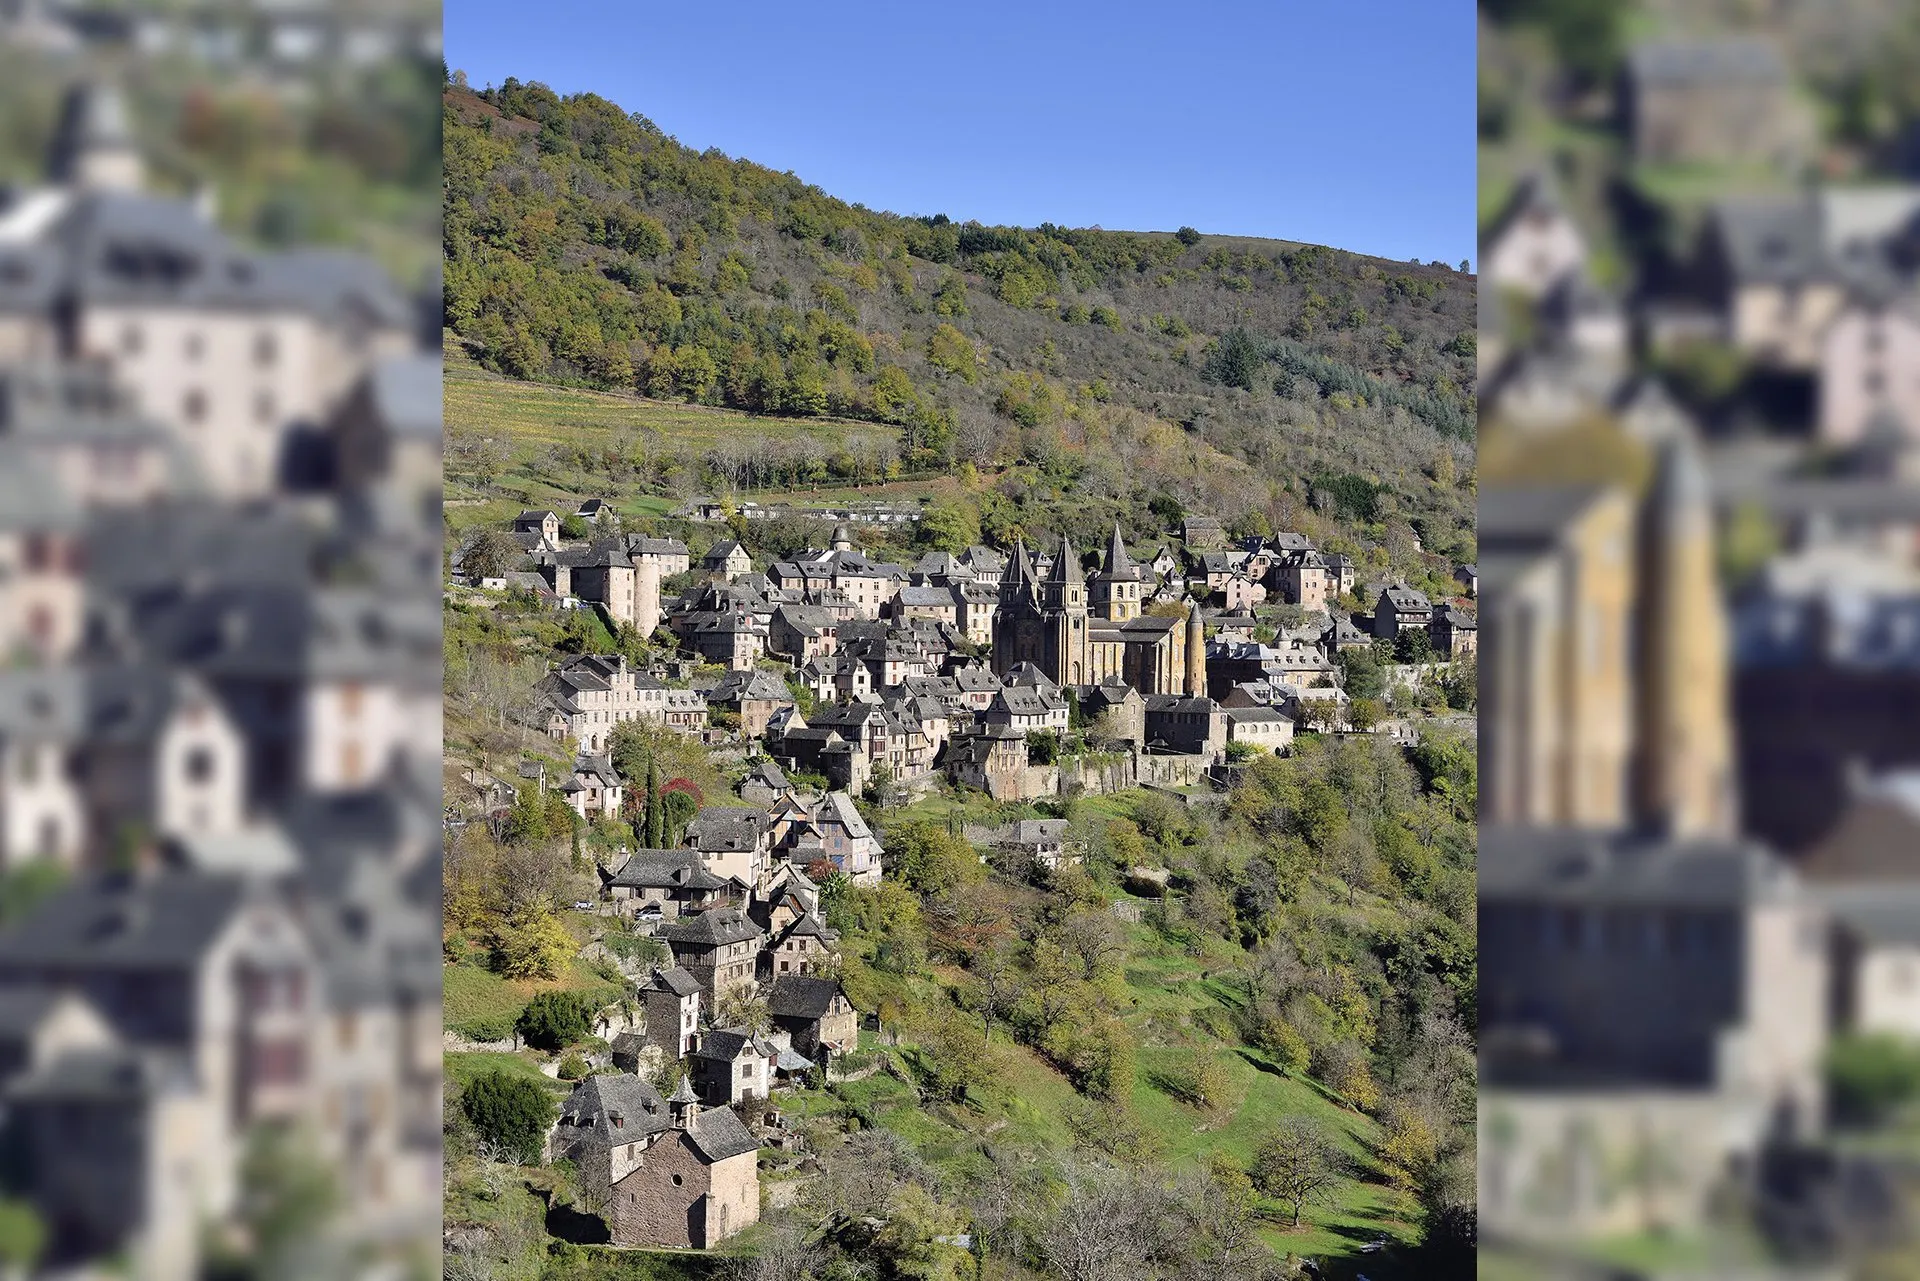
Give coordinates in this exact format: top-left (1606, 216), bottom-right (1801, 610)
top-left (668, 1074), bottom-right (700, 1126)
top-left (1631, 432), bottom-right (1735, 838)
top-left (1184, 601), bottom-right (1207, 697)
top-left (47, 81), bottom-right (144, 192)
top-left (1092, 522), bottom-right (1143, 621)
top-left (829, 523), bottom-right (854, 553)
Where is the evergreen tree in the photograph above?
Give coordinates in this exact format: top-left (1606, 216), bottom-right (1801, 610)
top-left (644, 754), bottom-right (664, 848)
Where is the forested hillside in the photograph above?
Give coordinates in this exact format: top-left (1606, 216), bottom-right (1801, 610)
top-left (442, 77), bottom-right (1477, 570)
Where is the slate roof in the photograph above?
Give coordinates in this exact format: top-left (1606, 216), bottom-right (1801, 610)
top-left (1479, 826), bottom-right (1801, 908)
top-left (0, 871), bottom-right (256, 970)
top-left (767, 975), bottom-right (846, 1021)
top-left (1628, 37), bottom-right (1788, 87)
top-left (646, 966), bottom-right (702, 998)
top-left (365, 353), bottom-right (441, 439)
top-left (557, 1073), bottom-right (673, 1142)
top-left (687, 807), bottom-right (766, 854)
top-left (610, 851), bottom-right (727, 893)
top-left (686, 1102), bottom-right (761, 1161)
top-left (662, 907), bottom-right (764, 947)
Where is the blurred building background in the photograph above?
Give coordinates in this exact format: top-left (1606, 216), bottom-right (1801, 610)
top-left (1482, 0), bottom-right (1920, 1277)
top-left (0, 4), bottom-right (441, 1279)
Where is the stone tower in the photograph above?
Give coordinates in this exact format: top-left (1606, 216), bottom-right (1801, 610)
top-left (1631, 432), bottom-right (1735, 838)
top-left (47, 81), bottom-right (144, 192)
top-left (1185, 602), bottom-right (1206, 697)
top-left (1092, 522), bottom-right (1143, 622)
top-left (1041, 535), bottom-right (1090, 685)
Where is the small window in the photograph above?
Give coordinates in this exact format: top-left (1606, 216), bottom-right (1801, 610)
top-left (120, 325), bottom-right (143, 355)
top-left (185, 747), bottom-right (215, 784)
top-left (253, 332), bottom-right (278, 367)
top-left (670, 1172), bottom-right (684, 1186)
top-left (253, 391), bottom-right (275, 425)
top-left (184, 332), bottom-right (205, 361)
top-left (182, 389), bottom-right (207, 425)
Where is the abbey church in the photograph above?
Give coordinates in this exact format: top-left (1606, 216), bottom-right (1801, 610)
top-left (992, 525), bottom-right (1206, 697)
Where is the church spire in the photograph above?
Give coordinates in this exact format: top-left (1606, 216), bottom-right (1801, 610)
top-left (1103, 522), bottom-right (1135, 577)
top-left (1048, 534), bottom-right (1084, 585)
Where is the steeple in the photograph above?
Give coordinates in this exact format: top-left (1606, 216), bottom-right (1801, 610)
top-left (1000, 537), bottom-right (1037, 604)
top-left (1048, 535), bottom-right (1084, 585)
top-left (668, 1074), bottom-right (700, 1127)
top-left (1102, 522), bottom-right (1137, 578)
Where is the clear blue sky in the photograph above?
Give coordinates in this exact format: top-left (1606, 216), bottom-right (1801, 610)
top-left (444, 1), bottom-right (1476, 268)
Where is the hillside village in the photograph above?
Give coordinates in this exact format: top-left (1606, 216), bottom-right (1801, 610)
top-left (442, 483), bottom-right (1478, 1271)
top-left (1479, 8), bottom-right (1920, 1278)
top-left (0, 72), bottom-right (443, 1279)
top-left (458, 503), bottom-right (1475, 817)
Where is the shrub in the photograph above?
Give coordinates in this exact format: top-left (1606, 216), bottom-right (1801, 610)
top-left (517, 990), bottom-right (595, 1052)
top-left (1829, 1033), bottom-right (1920, 1127)
top-left (557, 1053), bottom-right (590, 1081)
top-left (461, 1070), bottom-right (557, 1164)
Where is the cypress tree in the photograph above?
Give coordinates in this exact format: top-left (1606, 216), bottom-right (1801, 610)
top-left (644, 755), bottom-right (663, 848)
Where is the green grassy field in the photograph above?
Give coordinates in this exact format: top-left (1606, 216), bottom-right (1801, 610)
top-left (772, 909), bottom-right (1418, 1277)
top-left (444, 950), bottom-right (625, 1043)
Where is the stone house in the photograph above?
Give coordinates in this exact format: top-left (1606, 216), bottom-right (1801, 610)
top-left (1818, 301), bottom-right (1920, 447)
top-left (766, 975), bottom-right (858, 1059)
top-left (328, 354), bottom-right (439, 505)
top-left (1701, 195), bottom-right (1845, 371)
top-left (753, 869), bottom-right (838, 979)
top-left (1225, 705), bottom-right (1293, 753)
top-left (1374, 583), bottom-right (1433, 640)
top-left (892, 584), bottom-right (959, 628)
top-left (1078, 678), bottom-right (1145, 745)
top-left (944, 726), bottom-right (1029, 800)
top-left (763, 790), bottom-right (883, 887)
top-left (1217, 572), bottom-right (1265, 611)
top-left (1824, 885), bottom-right (1920, 1040)
top-left (999, 819), bottom-right (1069, 870)
top-left (955, 582), bottom-right (998, 646)
top-left (768, 603), bottom-right (838, 664)
top-left (701, 539), bottom-right (752, 582)
top-left (557, 754), bottom-right (622, 823)
top-left (0, 870), bottom-right (325, 1245)
top-left (513, 509), bottom-right (561, 548)
top-left (605, 850), bottom-right (738, 921)
top-left (704, 668), bottom-right (793, 741)
top-left (0, 450), bottom-right (85, 665)
top-left (539, 654), bottom-right (708, 753)
top-left (1181, 515), bottom-right (1225, 549)
top-left (983, 685), bottom-right (1070, 735)
top-left (1482, 173), bottom-right (1586, 300)
top-left (547, 1074), bottom-right (759, 1249)
top-left (629, 536), bottom-right (692, 577)
top-left (678, 610), bottom-right (765, 672)
top-left (1144, 695), bottom-right (1228, 756)
top-left (686, 807), bottom-right (769, 890)
top-left (1430, 607), bottom-right (1479, 659)
top-left (1276, 550), bottom-right (1330, 611)
top-left (641, 967), bottom-right (701, 1059)
top-left (1623, 37), bottom-right (1804, 169)
top-left (689, 1028), bottom-right (778, 1106)
top-left (662, 908), bottom-right (764, 1003)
